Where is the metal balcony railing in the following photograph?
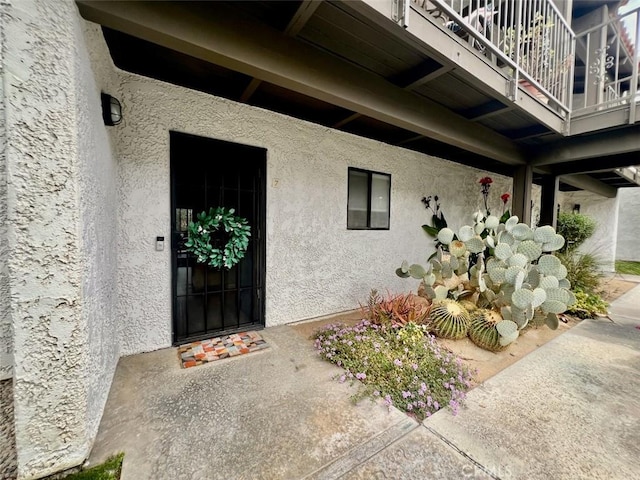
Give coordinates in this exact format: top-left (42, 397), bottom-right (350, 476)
top-left (413, 0), bottom-right (575, 115)
top-left (573, 5), bottom-right (639, 120)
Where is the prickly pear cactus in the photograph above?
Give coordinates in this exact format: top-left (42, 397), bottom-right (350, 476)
top-left (398, 206), bottom-right (574, 347)
top-left (427, 299), bottom-right (470, 340)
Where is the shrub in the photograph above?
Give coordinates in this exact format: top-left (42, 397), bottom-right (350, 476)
top-left (556, 212), bottom-right (596, 252)
top-left (556, 251), bottom-right (602, 294)
top-left (565, 289), bottom-right (608, 319)
top-left (314, 321), bottom-right (474, 419)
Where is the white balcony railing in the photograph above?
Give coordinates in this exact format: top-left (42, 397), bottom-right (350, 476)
top-left (573, 5), bottom-right (639, 119)
top-left (414, 0), bottom-right (575, 114)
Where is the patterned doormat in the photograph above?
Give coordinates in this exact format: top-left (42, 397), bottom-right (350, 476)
top-left (178, 331), bottom-right (269, 368)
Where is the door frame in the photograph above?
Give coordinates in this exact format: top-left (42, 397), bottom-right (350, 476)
top-left (169, 131), bottom-right (267, 344)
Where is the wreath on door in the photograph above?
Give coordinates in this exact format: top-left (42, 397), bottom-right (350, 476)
top-left (184, 207), bottom-right (251, 269)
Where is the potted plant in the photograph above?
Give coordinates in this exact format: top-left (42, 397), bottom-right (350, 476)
top-left (503, 13), bottom-right (572, 104)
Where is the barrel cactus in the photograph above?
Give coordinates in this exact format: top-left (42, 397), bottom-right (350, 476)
top-left (468, 309), bottom-right (519, 352)
top-left (427, 299), bottom-right (470, 339)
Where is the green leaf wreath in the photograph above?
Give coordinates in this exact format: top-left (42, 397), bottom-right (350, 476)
top-left (184, 207), bottom-right (251, 269)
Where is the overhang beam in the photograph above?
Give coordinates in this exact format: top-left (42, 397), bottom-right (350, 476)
top-left (549, 152), bottom-right (640, 175)
top-left (560, 174), bottom-right (617, 198)
top-left (239, 0), bottom-right (323, 102)
top-left (531, 124), bottom-right (640, 166)
top-left (76, 0), bottom-right (526, 165)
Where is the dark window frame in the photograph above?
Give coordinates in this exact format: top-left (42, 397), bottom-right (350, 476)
top-left (347, 167), bottom-right (391, 230)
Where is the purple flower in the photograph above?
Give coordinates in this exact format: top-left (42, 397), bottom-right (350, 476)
top-left (373, 390), bottom-right (380, 396)
top-left (402, 391), bottom-right (412, 399)
top-left (394, 359), bottom-right (402, 367)
top-left (411, 363), bottom-right (419, 371)
top-left (338, 375), bottom-right (346, 383)
top-left (355, 372), bottom-right (366, 380)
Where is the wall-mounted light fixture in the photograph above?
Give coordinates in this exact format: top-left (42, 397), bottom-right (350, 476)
top-left (101, 92), bottom-right (122, 126)
top-left (572, 204), bottom-right (581, 214)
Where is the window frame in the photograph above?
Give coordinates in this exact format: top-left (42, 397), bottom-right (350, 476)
top-left (346, 167), bottom-right (391, 230)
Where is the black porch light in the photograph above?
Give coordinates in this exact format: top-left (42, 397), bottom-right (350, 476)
top-left (101, 92), bottom-right (122, 126)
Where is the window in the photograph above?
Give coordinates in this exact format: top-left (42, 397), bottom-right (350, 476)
top-left (347, 167), bottom-right (391, 229)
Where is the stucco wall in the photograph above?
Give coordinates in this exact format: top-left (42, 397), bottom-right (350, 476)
top-left (3, 0), bottom-right (120, 477)
top-left (559, 190), bottom-right (619, 271)
top-left (615, 187), bottom-right (640, 262)
top-left (115, 71), bottom-right (514, 356)
top-left (77, 22), bottom-right (120, 450)
top-left (0, 0), bottom-right (11, 382)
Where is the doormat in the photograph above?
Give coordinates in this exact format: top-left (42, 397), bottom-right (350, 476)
top-left (178, 331), bottom-right (269, 368)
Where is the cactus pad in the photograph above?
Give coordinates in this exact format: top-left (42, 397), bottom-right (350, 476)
top-left (532, 287), bottom-right (547, 307)
top-left (512, 288), bottom-right (535, 309)
top-left (545, 313), bottom-right (559, 330)
top-left (517, 240), bottom-right (543, 261)
top-left (508, 253), bottom-right (529, 268)
top-left (465, 235), bottom-right (486, 254)
top-left (505, 216), bottom-right (519, 231)
top-left (556, 264), bottom-right (568, 280)
top-left (505, 266), bottom-right (526, 285)
top-left (534, 225), bottom-right (556, 244)
top-left (511, 223), bottom-right (533, 240)
top-left (458, 225), bottom-right (475, 242)
top-left (498, 231), bottom-right (516, 246)
top-left (541, 300), bottom-right (567, 314)
top-left (485, 215), bottom-right (500, 230)
top-left (427, 299), bottom-right (471, 339)
top-left (437, 228), bottom-right (455, 245)
top-left (542, 234), bottom-right (565, 252)
top-left (496, 320), bottom-right (520, 346)
top-left (494, 243), bottom-right (513, 261)
top-left (409, 264), bottom-right (427, 279)
top-left (538, 255), bottom-right (562, 276)
top-left (538, 276), bottom-right (559, 289)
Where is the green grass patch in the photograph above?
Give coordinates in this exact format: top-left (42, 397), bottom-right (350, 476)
top-left (616, 260), bottom-right (640, 276)
top-left (65, 454), bottom-right (123, 480)
top-left (313, 321), bottom-right (474, 420)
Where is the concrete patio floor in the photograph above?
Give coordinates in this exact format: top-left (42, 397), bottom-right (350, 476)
top-left (89, 282), bottom-right (640, 479)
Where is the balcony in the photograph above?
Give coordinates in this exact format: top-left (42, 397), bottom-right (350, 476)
top-left (79, 0), bottom-right (640, 201)
top-left (412, 0), bottom-right (574, 118)
top-left (571, 3), bottom-right (640, 134)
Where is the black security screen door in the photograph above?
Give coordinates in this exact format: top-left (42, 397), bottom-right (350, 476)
top-left (170, 132), bottom-right (266, 344)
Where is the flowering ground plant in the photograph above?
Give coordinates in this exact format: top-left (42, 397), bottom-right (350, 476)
top-left (185, 207), bottom-right (251, 269)
top-left (313, 321), bottom-right (474, 419)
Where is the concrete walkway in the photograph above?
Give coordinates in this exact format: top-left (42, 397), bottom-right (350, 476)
top-left (90, 285), bottom-right (640, 479)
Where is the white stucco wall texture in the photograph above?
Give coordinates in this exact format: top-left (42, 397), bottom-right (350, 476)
top-left (2, 0), bottom-right (120, 477)
top-left (115, 72), bottom-right (513, 355)
top-left (0, 0), bottom-right (12, 382)
top-left (77, 21), bottom-right (121, 453)
top-left (559, 190), bottom-right (620, 271)
top-left (616, 187), bottom-right (640, 262)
